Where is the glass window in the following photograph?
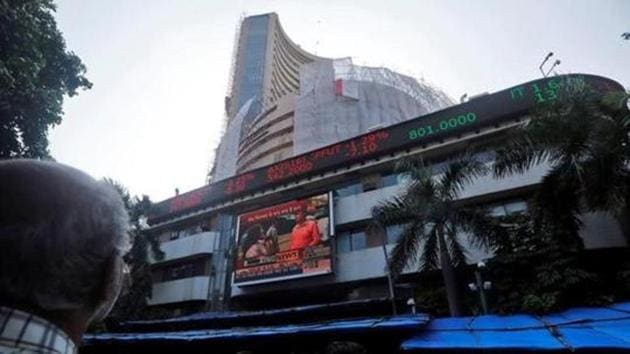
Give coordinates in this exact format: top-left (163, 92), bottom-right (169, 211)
top-left (381, 173), bottom-right (399, 188)
top-left (361, 175), bottom-right (381, 191)
top-left (386, 224), bottom-right (405, 244)
top-left (397, 172), bottom-right (411, 185)
top-left (337, 230), bottom-right (367, 253)
top-left (505, 200), bottom-right (527, 214)
top-left (337, 232), bottom-right (351, 254)
top-left (236, 15), bottom-right (269, 126)
top-left (488, 199), bottom-right (527, 217)
top-left (489, 204), bottom-right (506, 217)
top-left (153, 257), bottom-right (210, 283)
top-left (335, 182), bottom-right (362, 197)
top-left (351, 231), bottom-right (367, 251)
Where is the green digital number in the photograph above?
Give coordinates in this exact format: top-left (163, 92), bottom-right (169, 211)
top-left (407, 112), bottom-right (477, 141)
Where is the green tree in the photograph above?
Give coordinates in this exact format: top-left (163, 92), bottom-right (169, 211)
top-left (0, 0), bottom-right (92, 158)
top-left (494, 79), bottom-right (630, 238)
top-left (488, 213), bottom-right (597, 313)
top-left (104, 180), bottom-right (164, 322)
top-left (372, 155), bottom-right (504, 316)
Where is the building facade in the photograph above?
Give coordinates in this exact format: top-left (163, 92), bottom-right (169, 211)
top-left (145, 14), bottom-right (627, 317)
top-left (211, 13), bottom-right (451, 181)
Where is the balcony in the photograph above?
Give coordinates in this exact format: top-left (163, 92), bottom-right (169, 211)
top-left (335, 184), bottom-right (404, 225)
top-left (148, 276), bottom-right (210, 305)
top-left (334, 164), bottom-right (550, 227)
top-left (154, 231), bottom-right (219, 264)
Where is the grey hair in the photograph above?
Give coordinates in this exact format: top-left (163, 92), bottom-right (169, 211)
top-left (0, 159), bottom-right (129, 312)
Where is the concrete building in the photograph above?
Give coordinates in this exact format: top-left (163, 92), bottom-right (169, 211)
top-left (212, 13), bottom-right (451, 180)
top-left (145, 14), bottom-right (627, 317)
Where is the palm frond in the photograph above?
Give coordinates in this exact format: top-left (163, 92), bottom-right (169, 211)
top-left (418, 223), bottom-right (439, 273)
top-left (454, 207), bottom-right (506, 250)
top-left (395, 155), bottom-right (432, 182)
top-left (445, 224), bottom-right (467, 268)
top-left (529, 169), bottom-right (584, 248)
top-left (438, 154), bottom-right (489, 200)
top-left (493, 130), bottom-right (550, 178)
top-left (494, 77), bottom-right (606, 179)
top-left (602, 91), bottom-right (630, 112)
top-left (389, 221), bottom-right (428, 277)
top-left (372, 195), bottom-right (416, 225)
top-left (580, 151), bottom-right (629, 212)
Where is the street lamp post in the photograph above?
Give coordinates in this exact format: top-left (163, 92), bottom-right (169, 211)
top-left (539, 52), bottom-right (553, 77)
top-left (468, 261), bottom-right (491, 315)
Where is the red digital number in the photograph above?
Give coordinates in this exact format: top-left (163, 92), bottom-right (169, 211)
top-left (169, 190), bottom-right (203, 212)
top-left (344, 130), bottom-right (390, 158)
top-left (266, 156), bottom-right (313, 182)
top-left (225, 173), bottom-right (255, 194)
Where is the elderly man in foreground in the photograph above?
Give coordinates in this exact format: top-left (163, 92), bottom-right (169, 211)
top-left (0, 160), bottom-right (129, 354)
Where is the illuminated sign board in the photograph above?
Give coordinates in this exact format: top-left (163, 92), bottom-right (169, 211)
top-left (233, 193), bottom-right (333, 286)
top-left (149, 74), bottom-right (622, 223)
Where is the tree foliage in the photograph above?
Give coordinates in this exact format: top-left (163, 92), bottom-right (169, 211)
top-left (494, 78), bottom-right (630, 232)
top-left (372, 155), bottom-right (505, 316)
top-left (489, 80), bottom-right (630, 312)
top-left (0, 0), bottom-right (92, 158)
top-left (486, 212), bottom-right (630, 314)
top-left (103, 179), bottom-right (164, 322)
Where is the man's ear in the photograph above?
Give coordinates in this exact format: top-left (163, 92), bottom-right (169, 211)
top-left (90, 253), bottom-right (124, 322)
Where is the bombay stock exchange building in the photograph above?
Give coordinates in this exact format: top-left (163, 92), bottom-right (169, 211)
top-left (211, 12), bottom-right (452, 180)
top-left (144, 13), bottom-right (628, 317)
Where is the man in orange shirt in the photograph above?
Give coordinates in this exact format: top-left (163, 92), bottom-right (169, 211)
top-left (290, 210), bottom-right (321, 249)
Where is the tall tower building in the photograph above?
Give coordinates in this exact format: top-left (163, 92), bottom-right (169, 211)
top-left (225, 13), bottom-right (321, 124)
top-left (211, 13), bottom-right (452, 181)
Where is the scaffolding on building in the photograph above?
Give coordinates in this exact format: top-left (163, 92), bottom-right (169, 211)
top-left (332, 58), bottom-right (453, 110)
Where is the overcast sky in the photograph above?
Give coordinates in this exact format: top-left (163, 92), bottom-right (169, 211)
top-left (50, 0), bottom-right (630, 201)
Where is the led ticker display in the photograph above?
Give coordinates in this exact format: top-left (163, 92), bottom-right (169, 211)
top-left (148, 74), bottom-right (623, 223)
top-left (407, 112), bottom-right (477, 141)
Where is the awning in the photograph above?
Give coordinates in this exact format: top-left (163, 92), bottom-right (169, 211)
top-left (84, 314), bottom-right (428, 351)
top-left (401, 302), bottom-right (630, 352)
top-left (113, 297), bottom-right (402, 332)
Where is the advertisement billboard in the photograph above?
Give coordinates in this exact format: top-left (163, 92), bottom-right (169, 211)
top-left (233, 193), bottom-right (333, 286)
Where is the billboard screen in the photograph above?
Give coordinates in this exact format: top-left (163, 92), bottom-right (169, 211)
top-left (233, 193), bottom-right (333, 286)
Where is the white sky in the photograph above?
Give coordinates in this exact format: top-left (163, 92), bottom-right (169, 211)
top-left (50, 0), bottom-right (630, 202)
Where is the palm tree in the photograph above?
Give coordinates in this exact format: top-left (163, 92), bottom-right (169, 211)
top-left (494, 79), bottom-right (630, 238)
top-left (372, 155), bottom-right (504, 316)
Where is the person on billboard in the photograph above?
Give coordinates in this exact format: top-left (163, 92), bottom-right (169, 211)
top-left (290, 210), bottom-right (322, 249)
top-left (265, 221), bottom-right (280, 253)
top-left (244, 224), bottom-right (277, 258)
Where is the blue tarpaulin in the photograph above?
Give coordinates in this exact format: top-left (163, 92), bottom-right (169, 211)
top-left (401, 302), bottom-right (630, 352)
top-left (85, 314), bottom-right (428, 346)
top-left (83, 302), bottom-right (630, 353)
top-left (112, 298), bottom-right (401, 332)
